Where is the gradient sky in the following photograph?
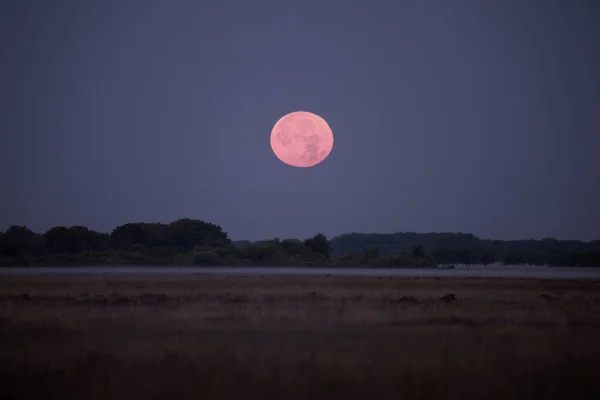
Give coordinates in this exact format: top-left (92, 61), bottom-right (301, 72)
top-left (1, 0), bottom-right (599, 241)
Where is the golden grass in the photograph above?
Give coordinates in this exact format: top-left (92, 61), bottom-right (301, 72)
top-left (1, 275), bottom-right (600, 399)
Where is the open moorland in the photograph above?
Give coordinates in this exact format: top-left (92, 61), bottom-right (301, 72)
top-left (1, 275), bottom-right (600, 399)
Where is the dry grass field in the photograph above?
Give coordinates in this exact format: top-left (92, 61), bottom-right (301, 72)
top-left (1, 274), bottom-right (600, 399)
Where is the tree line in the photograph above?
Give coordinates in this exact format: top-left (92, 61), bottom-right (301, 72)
top-left (0, 219), bottom-right (434, 267)
top-left (330, 233), bottom-right (600, 267)
top-left (0, 220), bottom-right (598, 267)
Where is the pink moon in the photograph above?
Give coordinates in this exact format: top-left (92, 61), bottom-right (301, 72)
top-left (270, 111), bottom-right (334, 168)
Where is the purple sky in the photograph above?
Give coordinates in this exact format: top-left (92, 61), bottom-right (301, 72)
top-left (1, 0), bottom-right (599, 241)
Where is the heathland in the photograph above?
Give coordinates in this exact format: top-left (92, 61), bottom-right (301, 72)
top-left (1, 218), bottom-right (600, 267)
top-left (1, 275), bottom-right (599, 399)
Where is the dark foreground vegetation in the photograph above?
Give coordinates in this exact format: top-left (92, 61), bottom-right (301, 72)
top-left (1, 275), bottom-right (599, 399)
top-left (1, 218), bottom-right (599, 267)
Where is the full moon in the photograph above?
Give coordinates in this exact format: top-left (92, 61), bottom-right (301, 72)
top-left (270, 111), bottom-right (334, 168)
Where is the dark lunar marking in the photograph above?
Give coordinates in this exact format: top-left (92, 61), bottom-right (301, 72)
top-left (301, 133), bottom-right (321, 163)
top-left (304, 142), bottom-right (320, 163)
top-left (277, 130), bottom-right (292, 147)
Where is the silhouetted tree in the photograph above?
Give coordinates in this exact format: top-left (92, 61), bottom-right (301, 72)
top-left (167, 218), bottom-right (230, 252)
top-left (43, 226), bottom-right (107, 254)
top-left (363, 247), bottom-right (380, 260)
top-left (2, 225), bottom-right (44, 256)
top-left (110, 223), bottom-right (168, 250)
top-left (281, 239), bottom-right (310, 256)
top-left (304, 233), bottom-right (331, 259)
top-left (412, 244), bottom-right (425, 257)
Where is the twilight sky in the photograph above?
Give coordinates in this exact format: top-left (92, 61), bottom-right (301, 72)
top-left (1, 0), bottom-right (599, 241)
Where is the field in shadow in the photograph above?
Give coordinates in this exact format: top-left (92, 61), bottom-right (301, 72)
top-left (1, 275), bottom-right (599, 399)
